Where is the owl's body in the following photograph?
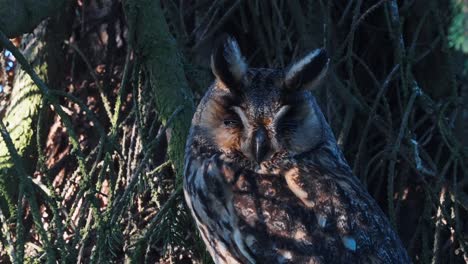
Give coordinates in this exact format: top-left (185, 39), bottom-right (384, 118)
top-left (184, 39), bottom-right (410, 263)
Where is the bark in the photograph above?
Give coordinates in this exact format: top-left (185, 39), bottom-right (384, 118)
top-left (0, 4), bottom-right (70, 217)
top-left (0, 0), bottom-right (66, 37)
top-left (124, 0), bottom-right (195, 181)
top-left (0, 24), bottom-right (46, 216)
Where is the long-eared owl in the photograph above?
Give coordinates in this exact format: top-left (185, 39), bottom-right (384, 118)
top-left (183, 37), bottom-right (410, 264)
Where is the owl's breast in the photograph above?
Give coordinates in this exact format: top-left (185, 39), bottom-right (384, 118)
top-left (229, 168), bottom-right (345, 262)
top-left (233, 173), bottom-right (292, 232)
top-left (184, 153), bottom-right (410, 264)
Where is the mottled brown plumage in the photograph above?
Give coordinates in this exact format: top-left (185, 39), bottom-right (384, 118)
top-left (184, 37), bottom-right (410, 263)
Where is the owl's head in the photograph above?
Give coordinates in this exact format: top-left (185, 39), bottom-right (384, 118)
top-left (191, 37), bottom-right (329, 164)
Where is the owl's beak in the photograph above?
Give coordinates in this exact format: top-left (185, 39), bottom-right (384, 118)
top-left (253, 127), bottom-right (269, 163)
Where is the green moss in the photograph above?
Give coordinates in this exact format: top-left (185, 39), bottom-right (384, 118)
top-left (0, 26), bottom-right (47, 217)
top-left (449, 0), bottom-right (468, 53)
top-left (127, 0), bottom-right (195, 182)
top-left (0, 0), bottom-right (66, 37)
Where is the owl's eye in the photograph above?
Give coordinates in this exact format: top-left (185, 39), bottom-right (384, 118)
top-left (278, 120), bottom-right (298, 130)
top-left (277, 119), bottom-right (299, 133)
top-left (223, 107), bottom-right (247, 129)
top-left (223, 118), bottom-right (242, 128)
top-left (275, 106), bottom-right (300, 131)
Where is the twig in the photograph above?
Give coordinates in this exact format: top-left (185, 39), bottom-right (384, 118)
top-left (431, 186), bottom-right (447, 264)
top-left (353, 64), bottom-right (400, 175)
top-left (387, 83), bottom-right (419, 226)
top-left (0, 29), bottom-right (89, 184)
top-left (65, 41), bottom-right (114, 122)
top-left (193, 0), bottom-right (243, 51)
top-left (0, 119), bottom-right (56, 263)
top-left (0, 208), bottom-right (16, 263)
top-left (110, 106), bottom-right (183, 224)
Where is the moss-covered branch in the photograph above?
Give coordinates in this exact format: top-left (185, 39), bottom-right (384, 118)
top-left (0, 0), bottom-right (66, 37)
top-left (124, 0), bottom-right (195, 181)
top-left (0, 23), bottom-right (47, 216)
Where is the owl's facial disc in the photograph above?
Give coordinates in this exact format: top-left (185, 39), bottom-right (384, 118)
top-left (230, 106), bottom-right (273, 163)
top-left (199, 85), bottom-right (325, 163)
top-left (201, 37), bottom-right (329, 161)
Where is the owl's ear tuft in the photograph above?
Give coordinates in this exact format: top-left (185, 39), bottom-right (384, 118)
top-left (211, 37), bottom-right (248, 89)
top-left (284, 48), bottom-right (329, 91)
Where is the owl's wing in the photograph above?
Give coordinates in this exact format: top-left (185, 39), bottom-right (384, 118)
top-left (184, 154), bottom-right (257, 264)
top-left (276, 161), bottom-right (411, 264)
top-left (185, 153), bottom-right (411, 264)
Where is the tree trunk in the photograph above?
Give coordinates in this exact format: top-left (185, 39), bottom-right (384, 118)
top-left (0, 23), bottom-right (47, 217)
top-left (0, 0), bottom-right (66, 37)
top-left (124, 0), bottom-right (195, 181)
